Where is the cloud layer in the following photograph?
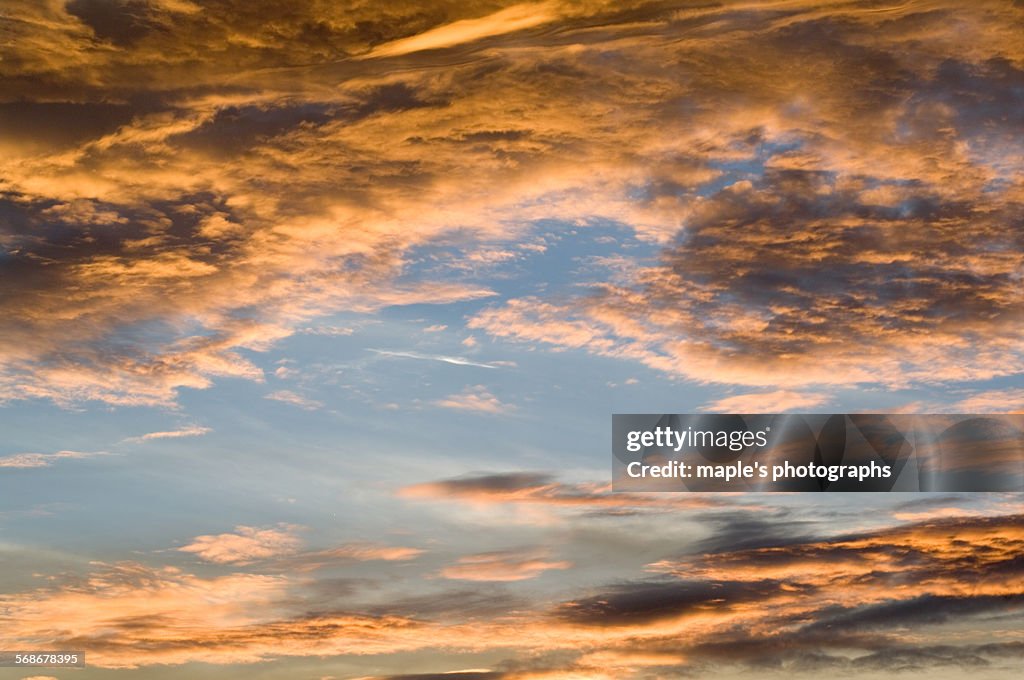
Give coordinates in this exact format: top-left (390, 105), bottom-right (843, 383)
top-left (1, 0), bottom-right (1021, 405)
top-left (2, 492), bottom-right (1020, 675)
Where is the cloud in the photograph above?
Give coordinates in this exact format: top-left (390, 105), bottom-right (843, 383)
top-left (179, 524), bottom-right (303, 565)
top-left (361, 3), bottom-right (560, 59)
top-left (469, 155), bottom-right (1024, 390)
top-left (4, 5), bottom-right (1023, 678)
top-left (299, 326), bottom-right (355, 337)
top-left (891, 507), bottom-right (979, 522)
top-left (0, 560), bottom-right (428, 669)
top-left (433, 386), bottom-right (509, 414)
top-left (439, 549), bottom-right (571, 582)
top-left (279, 542), bottom-right (425, 572)
top-left (321, 543), bottom-right (424, 562)
top-left (646, 513), bottom-right (1024, 594)
top-left (178, 524), bottom-right (423, 570)
top-left (265, 390), bottom-right (324, 410)
top-left (370, 674), bottom-right (505, 680)
top-left (0, 450), bottom-right (101, 468)
top-left (949, 389), bottom-right (1024, 414)
top-left (2, 510), bottom-right (1023, 672)
top-left (557, 579), bottom-right (792, 626)
top-left (3, 0), bottom-right (1023, 408)
top-left (370, 350), bottom-right (500, 369)
top-left (701, 390), bottom-right (830, 413)
top-left (399, 472), bottom-right (735, 512)
top-left (124, 425), bottom-right (211, 442)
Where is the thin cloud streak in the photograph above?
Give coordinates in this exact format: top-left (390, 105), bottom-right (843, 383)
top-left (0, 450), bottom-right (103, 469)
top-left (265, 390), bottom-right (325, 411)
top-left (701, 390), bottom-right (830, 413)
top-left (369, 350), bottom-right (501, 369)
top-left (124, 425), bottom-right (211, 443)
top-left (361, 3), bottom-right (560, 59)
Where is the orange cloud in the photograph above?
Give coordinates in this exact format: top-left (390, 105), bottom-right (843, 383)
top-left (950, 389), bottom-right (1024, 414)
top-left (434, 385), bottom-right (509, 414)
top-left (398, 472), bottom-right (733, 512)
top-left (647, 514), bottom-right (1024, 601)
top-left (3, 0), bottom-right (1023, 407)
top-left (1, 510), bottom-right (1022, 672)
top-left (439, 549), bottom-right (572, 582)
top-left (125, 425), bottom-right (211, 442)
top-left (0, 450), bottom-right (101, 468)
top-left (362, 3), bottom-right (560, 59)
top-left (179, 525), bottom-right (303, 565)
top-left (701, 390), bottom-right (830, 413)
top-left (278, 542), bottom-right (426, 572)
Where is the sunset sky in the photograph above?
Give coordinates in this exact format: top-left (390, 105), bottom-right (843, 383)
top-left (1, 1), bottom-right (1022, 678)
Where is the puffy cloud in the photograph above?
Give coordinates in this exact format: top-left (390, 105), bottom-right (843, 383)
top-left (3, 0), bottom-right (1022, 406)
top-left (179, 524), bottom-right (303, 564)
top-left (470, 157), bottom-right (1024, 390)
top-left (433, 385), bottom-right (509, 414)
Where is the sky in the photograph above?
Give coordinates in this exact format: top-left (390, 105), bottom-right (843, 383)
top-left (0, 0), bottom-right (1022, 678)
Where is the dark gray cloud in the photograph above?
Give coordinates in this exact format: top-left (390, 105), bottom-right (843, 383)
top-left (801, 593), bottom-right (1024, 634)
top-left (557, 579), bottom-right (800, 626)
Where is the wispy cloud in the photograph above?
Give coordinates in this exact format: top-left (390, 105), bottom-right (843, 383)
top-left (265, 390), bottom-right (324, 411)
top-left (299, 326), bottom-right (355, 337)
top-left (399, 472), bottom-right (732, 512)
top-left (369, 350), bottom-right (501, 369)
top-left (0, 450), bottom-right (102, 469)
top-left (701, 390), bottom-right (830, 413)
top-left (439, 549), bottom-right (571, 582)
top-left (360, 3), bottom-right (560, 59)
top-left (124, 425), bottom-right (211, 443)
top-left (179, 525), bottom-right (423, 570)
top-left (278, 542), bottom-right (425, 572)
top-left (949, 389), bottom-right (1024, 414)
